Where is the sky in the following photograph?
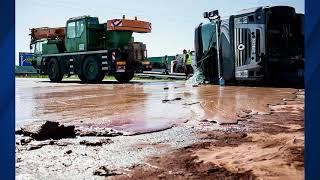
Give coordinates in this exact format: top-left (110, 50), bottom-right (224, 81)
top-left (15, 0), bottom-right (304, 64)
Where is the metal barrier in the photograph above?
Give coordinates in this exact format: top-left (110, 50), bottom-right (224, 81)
top-left (15, 66), bottom-right (39, 75)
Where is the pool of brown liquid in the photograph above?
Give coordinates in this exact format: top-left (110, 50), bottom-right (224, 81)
top-left (16, 78), bottom-right (297, 134)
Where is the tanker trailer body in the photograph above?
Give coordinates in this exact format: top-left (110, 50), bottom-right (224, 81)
top-left (30, 16), bottom-right (151, 83)
top-left (195, 6), bottom-right (304, 84)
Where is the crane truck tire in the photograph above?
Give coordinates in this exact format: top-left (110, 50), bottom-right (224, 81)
top-left (96, 73), bottom-right (106, 82)
top-left (114, 72), bottom-right (134, 83)
top-left (48, 58), bottom-right (63, 82)
top-left (81, 56), bottom-right (103, 83)
top-left (78, 73), bottom-right (105, 83)
top-left (78, 74), bottom-right (85, 82)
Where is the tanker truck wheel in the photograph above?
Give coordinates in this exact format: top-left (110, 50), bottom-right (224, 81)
top-left (48, 58), bottom-right (63, 82)
top-left (114, 72), bottom-right (134, 83)
top-left (82, 56), bottom-right (103, 83)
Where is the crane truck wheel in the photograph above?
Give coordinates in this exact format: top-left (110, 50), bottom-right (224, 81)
top-left (47, 58), bottom-right (63, 82)
top-left (78, 74), bottom-right (85, 82)
top-left (82, 56), bottom-right (103, 83)
top-left (114, 72), bottom-right (134, 83)
top-left (96, 73), bottom-right (106, 82)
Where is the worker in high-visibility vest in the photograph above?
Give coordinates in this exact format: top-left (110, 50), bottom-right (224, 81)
top-left (162, 55), bottom-right (169, 75)
top-left (183, 49), bottom-right (192, 80)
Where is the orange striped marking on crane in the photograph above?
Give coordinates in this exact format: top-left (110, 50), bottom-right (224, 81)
top-left (106, 18), bottom-right (151, 33)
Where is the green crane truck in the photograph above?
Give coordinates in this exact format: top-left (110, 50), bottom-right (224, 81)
top-left (30, 15), bottom-right (151, 83)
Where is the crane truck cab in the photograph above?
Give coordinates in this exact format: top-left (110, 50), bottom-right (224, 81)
top-left (30, 15), bottom-right (151, 83)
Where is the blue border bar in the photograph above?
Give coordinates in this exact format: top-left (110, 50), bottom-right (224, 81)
top-left (0, 0), bottom-right (15, 179)
top-left (305, 0), bottom-right (320, 179)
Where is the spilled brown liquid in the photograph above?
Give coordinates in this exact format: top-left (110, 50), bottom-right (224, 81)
top-left (191, 85), bottom-right (297, 124)
top-left (16, 79), bottom-right (297, 134)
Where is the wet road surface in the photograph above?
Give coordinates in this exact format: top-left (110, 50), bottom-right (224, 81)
top-left (16, 78), bottom-right (297, 134)
top-left (15, 78), bottom-right (303, 179)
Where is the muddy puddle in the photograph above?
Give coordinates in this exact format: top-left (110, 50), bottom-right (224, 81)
top-left (191, 85), bottom-right (297, 124)
top-left (16, 78), bottom-right (297, 134)
top-left (16, 80), bottom-right (192, 134)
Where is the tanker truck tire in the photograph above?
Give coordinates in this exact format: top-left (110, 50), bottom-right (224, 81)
top-left (48, 58), bottom-right (63, 82)
top-left (114, 72), bottom-right (134, 83)
top-left (82, 56), bottom-right (103, 83)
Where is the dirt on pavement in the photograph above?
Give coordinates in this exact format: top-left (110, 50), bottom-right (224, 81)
top-left (114, 90), bottom-right (304, 180)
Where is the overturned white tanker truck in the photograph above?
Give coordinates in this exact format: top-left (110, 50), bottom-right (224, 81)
top-left (194, 6), bottom-right (304, 85)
